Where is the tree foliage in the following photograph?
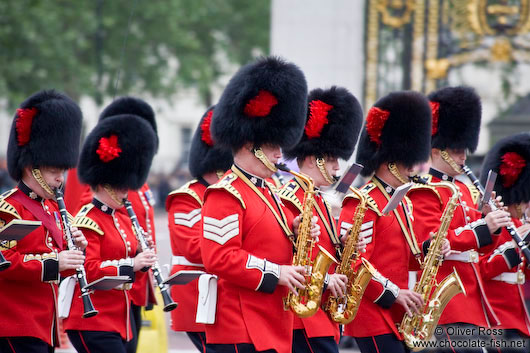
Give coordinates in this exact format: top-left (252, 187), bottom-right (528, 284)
top-left (0, 0), bottom-right (270, 109)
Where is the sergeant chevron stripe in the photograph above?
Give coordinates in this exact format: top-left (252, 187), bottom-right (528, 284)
top-left (174, 208), bottom-right (201, 228)
top-left (203, 214), bottom-right (239, 245)
top-left (340, 221), bottom-right (352, 238)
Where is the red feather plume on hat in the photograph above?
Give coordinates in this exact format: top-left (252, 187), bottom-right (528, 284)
top-left (15, 107), bottom-right (38, 146)
top-left (244, 90), bottom-right (278, 117)
top-left (305, 100), bottom-right (333, 139)
top-left (96, 135), bottom-right (122, 163)
top-left (366, 106), bottom-right (390, 146)
top-left (430, 101), bottom-right (440, 136)
top-left (499, 151), bottom-right (526, 188)
top-left (200, 110), bottom-right (214, 146)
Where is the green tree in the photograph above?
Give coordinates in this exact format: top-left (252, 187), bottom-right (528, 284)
top-left (0, 0), bottom-right (270, 109)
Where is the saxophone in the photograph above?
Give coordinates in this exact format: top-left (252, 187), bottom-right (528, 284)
top-left (400, 177), bottom-right (466, 350)
top-left (325, 186), bottom-right (376, 324)
top-left (277, 164), bottom-right (338, 318)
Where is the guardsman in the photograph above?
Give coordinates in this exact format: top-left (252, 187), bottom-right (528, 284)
top-left (479, 132), bottom-right (530, 351)
top-left (200, 56), bottom-right (313, 353)
top-left (64, 97), bottom-right (159, 353)
top-left (279, 86), bottom-right (363, 353)
top-left (64, 114), bottom-right (157, 353)
top-left (0, 90), bottom-right (87, 352)
top-left (407, 86), bottom-right (511, 351)
top-left (166, 105), bottom-right (233, 351)
top-left (339, 91), bottom-right (433, 353)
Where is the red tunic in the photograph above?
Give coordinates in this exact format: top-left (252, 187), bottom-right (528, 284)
top-left (338, 177), bottom-right (421, 339)
top-left (166, 180), bottom-right (207, 332)
top-left (64, 200), bottom-right (138, 341)
top-left (407, 170), bottom-right (499, 327)
top-left (69, 179), bottom-right (157, 308)
top-left (479, 218), bottom-right (530, 336)
top-left (0, 187), bottom-right (72, 346)
top-left (200, 166), bottom-right (295, 353)
top-left (279, 177), bottom-right (340, 342)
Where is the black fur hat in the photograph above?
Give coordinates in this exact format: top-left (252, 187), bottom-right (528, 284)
top-left (480, 132), bottom-right (530, 206)
top-left (78, 114), bottom-right (156, 189)
top-left (99, 96), bottom-right (158, 150)
top-left (7, 90), bottom-right (83, 181)
top-left (356, 91), bottom-right (432, 177)
top-left (189, 106), bottom-right (233, 178)
top-left (211, 56), bottom-right (307, 151)
top-left (429, 86), bottom-right (481, 152)
top-left (283, 86), bottom-right (363, 161)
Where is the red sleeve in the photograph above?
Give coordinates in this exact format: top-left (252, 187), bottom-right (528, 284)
top-left (82, 229), bottom-right (134, 283)
top-left (201, 189), bottom-right (280, 293)
top-left (409, 188), bottom-right (492, 252)
top-left (338, 198), bottom-right (398, 308)
top-left (479, 232), bottom-right (522, 280)
top-left (167, 193), bottom-right (203, 264)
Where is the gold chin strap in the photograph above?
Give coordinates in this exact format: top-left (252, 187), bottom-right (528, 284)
top-left (388, 162), bottom-right (409, 185)
top-left (440, 150), bottom-right (463, 174)
top-left (253, 147), bottom-right (278, 173)
top-left (316, 158), bottom-right (335, 185)
top-left (31, 168), bottom-right (54, 197)
top-left (103, 184), bottom-right (124, 206)
top-left (216, 170), bottom-right (224, 179)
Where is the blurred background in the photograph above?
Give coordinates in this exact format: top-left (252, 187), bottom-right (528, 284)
top-left (1, 0), bottom-right (530, 351)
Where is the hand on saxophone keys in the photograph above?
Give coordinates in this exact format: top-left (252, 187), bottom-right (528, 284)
top-left (279, 265), bottom-right (306, 294)
top-left (293, 215), bottom-right (321, 242)
top-left (396, 289), bottom-right (424, 317)
top-left (327, 273), bottom-right (348, 298)
top-left (428, 232), bottom-right (453, 258)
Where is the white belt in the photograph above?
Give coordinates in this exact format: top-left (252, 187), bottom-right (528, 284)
top-left (172, 255), bottom-right (204, 268)
top-left (445, 250), bottom-right (479, 263)
top-left (492, 271), bottom-right (525, 285)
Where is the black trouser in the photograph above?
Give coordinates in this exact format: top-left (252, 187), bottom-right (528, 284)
top-left (0, 337), bottom-right (53, 353)
top-left (355, 333), bottom-right (410, 353)
top-left (187, 332), bottom-right (221, 353)
top-left (292, 329), bottom-right (338, 353)
top-left (436, 323), bottom-right (491, 353)
top-left (67, 330), bottom-right (126, 353)
top-left (125, 304), bottom-right (142, 353)
top-left (489, 328), bottom-right (530, 353)
top-left (206, 343), bottom-right (275, 353)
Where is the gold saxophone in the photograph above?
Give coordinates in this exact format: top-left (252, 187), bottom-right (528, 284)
top-left (400, 178), bottom-right (466, 350)
top-left (278, 165), bottom-right (338, 318)
top-left (325, 186), bottom-right (376, 324)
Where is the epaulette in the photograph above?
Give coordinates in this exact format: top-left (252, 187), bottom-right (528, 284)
top-left (409, 174), bottom-right (443, 205)
top-left (464, 182), bottom-right (481, 206)
top-left (207, 173), bottom-right (246, 209)
top-left (0, 189), bottom-right (21, 220)
top-left (167, 180), bottom-right (202, 206)
top-left (278, 181), bottom-right (303, 213)
top-left (72, 204), bottom-right (104, 236)
top-left (343, 183), bottom-right (382, 216)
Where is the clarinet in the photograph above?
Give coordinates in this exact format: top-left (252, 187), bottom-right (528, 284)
top-left (54, 189), bottom-right (98, 318)
top-left (462, 165), bottom-right (530, 263)
top-left (123, 199), bottom-right (178, 312)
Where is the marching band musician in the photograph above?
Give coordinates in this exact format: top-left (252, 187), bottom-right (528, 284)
top-left (166, 105), bottom-right (233, 351)
top-left (338, 91), bottom-right (434, 353)
top-left (64, 97), bottom-right (160, 353)
top-left (279, 86), bottom-right (363, 353)
top-left (478, 132), bottom-right (530, 351)
top-left (0, 90), bottom-right (87, 353)
top-left (64, 114), bottom-right (158, 353)
top-left (407, 86), bottom-right (511, 351)
top-left (200, 56), bottom-right (317, 353)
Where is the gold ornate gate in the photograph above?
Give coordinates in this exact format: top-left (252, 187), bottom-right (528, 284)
top-left (364, 0), bottom-right (530, 108)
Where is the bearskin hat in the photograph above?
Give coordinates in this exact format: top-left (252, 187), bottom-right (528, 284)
top-left (78, 114), bottom-right (156, 190)
top-left (480, 132), bottom-right (530, 206)
top-left (356, 91), bottom-right (432, 177)
top-left (99, 96), bottom-right (158, 150)
top-left (428, 86), bottom-right (482, 152)
top-left (282, 86), bottom-right (363, 161)
top-left (211, 56), bottom-right (307, 151)
top-left (189, 106), bottom-right (233, 178)
top-left (7, 90), bottom-right (83, 181)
